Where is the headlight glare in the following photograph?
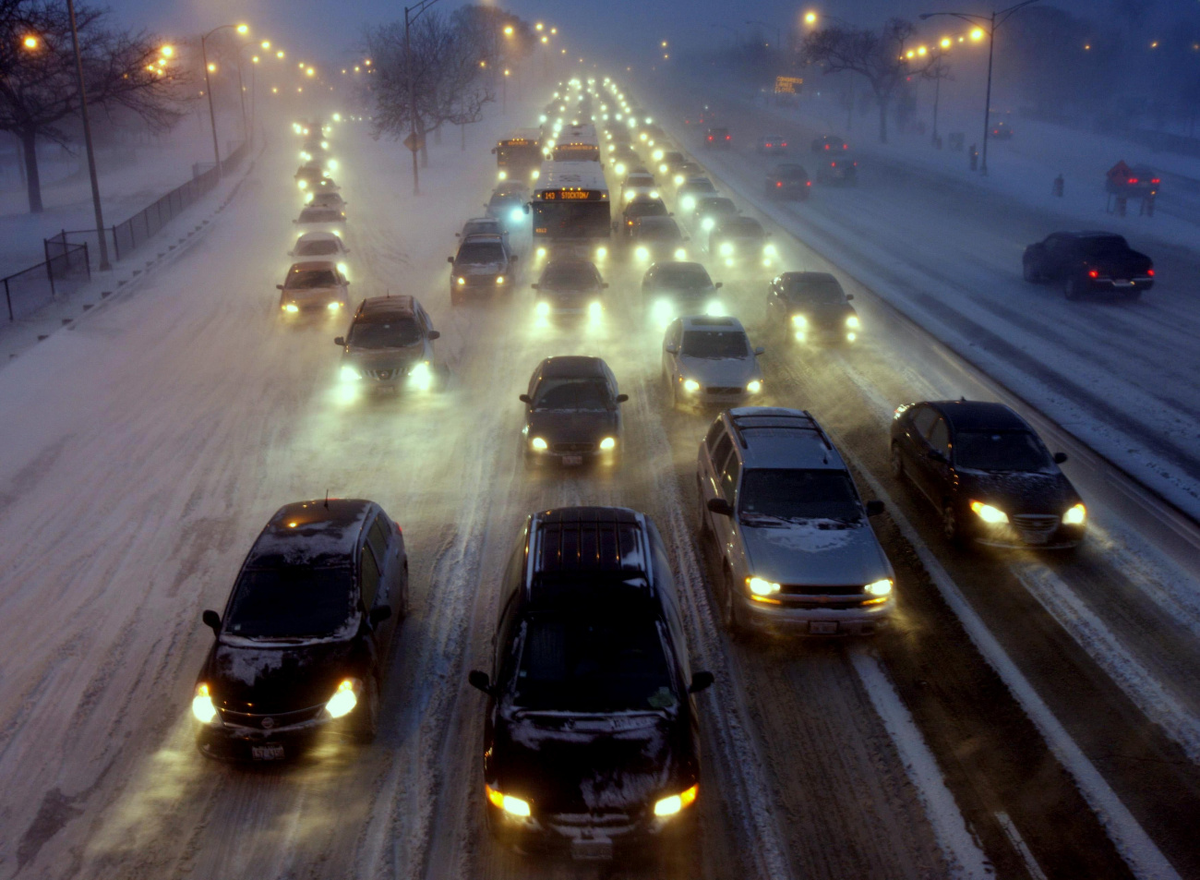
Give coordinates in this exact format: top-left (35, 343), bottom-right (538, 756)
top-left (719, 242), bottom-right (734, 256)
top-left (635, 246), bottom-right (649, 261)
top-left (747, 576), bottom-right (781, 596)
top-left (495, 275), bottom-right (505, 285)
top-left (674, 247), bottom-right (687, 260)
top-left (654, 784), bottom-right (698, 817)
top-left (531, 436), bottom-right (548, 451)
top-left (340, 364), bottom-right (361, 382)
top-left (846, 315), bottom-right (861, 329)
top-left (791, 314), bottom-right (807, 329)
top-left (191, 683), bottom-right (218, 723)
top-left (746, 379), bottom-right (762, 394)
top-left (1062, 503), bottom-right (1087, 525)
top-left (535, 300), bottom-right (551, 318)
top-left (282, 303), bottom-right (300, 313)
top-left (486, 785), bottom-right (532, 817)
top-left (588, 301), bottom-right (602, 320)
top-left (599, 436), bottom-right (616, 450)
top-left (325, 678), bottom-right (360, 718)
top-left (408, 361), bottom-right (433, 390)
top-left (327, 301), bottom-right (341, 311)
top-left (864, 578), bottom-right (893, 596)
top-left (969, 501), bottom-right (1008, 524)
top-left (682, 378), bottom-right (700, 393)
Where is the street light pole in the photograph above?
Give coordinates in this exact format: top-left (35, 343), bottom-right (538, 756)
top-left (201, 36), bottom-right (221, 176)
top-left (64, 0), bottom-right (110, 269)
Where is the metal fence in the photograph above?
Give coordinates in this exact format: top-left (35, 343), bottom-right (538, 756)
top-left (2, 241), bottom-right (90, 321)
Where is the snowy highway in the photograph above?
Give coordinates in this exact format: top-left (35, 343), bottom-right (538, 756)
top-left (1, 73), bottom-right (1199, 880)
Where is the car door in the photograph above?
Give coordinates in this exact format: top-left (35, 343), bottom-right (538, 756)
top-left (716, 446), bottom-right (744, 577)
top-left (901, 405), bottom-right (939, 500)
top-left (700, 429), bottom-right (733, 538)
top-left (922, 417), bottom-right (953, 506)
top-left (365, 515), bottom-right (397, 614)
top-left (357, 540), bottom-right (386, 670)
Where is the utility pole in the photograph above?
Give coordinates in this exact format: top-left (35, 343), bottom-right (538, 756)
top-left (66, 0), bottom-right (110, 270)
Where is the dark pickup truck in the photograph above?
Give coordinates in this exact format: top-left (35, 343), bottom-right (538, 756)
top-left (1022, 231), bottom-right (1154, 300)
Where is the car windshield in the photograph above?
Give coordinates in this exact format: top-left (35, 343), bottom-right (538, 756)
top-left (681, 329), bottom-right (749, 358)
top-left (457, 243), bottom-right (505, 264)
top-left (1078, 236), bottom-right (1129, 258)
top-left (302, 209), bottom-right (338, 221)
top-left (286, 268), bottom-right (338, 289)
top-left (298, 240), bottom-right (339, 256)
top-left (532, 377), bottom-right (613, 411)
top-left (541, 262), bottom-right (597, 289)
top-left (636, 221), bottom-right (680, 240)
top-left (224, 566), bottom-right (355, 639)
top-left (626, 200), bottom-right (667, 218)
top-left (514, 613), bottom-right (674, 712)
top-left (683, 179), bottom-right (716, 193)
top-left (721, 219), bottom-right (763, 236)
top-left (464, 222), bottom-right (497, 235)
top-left (626, 175), bottom-right (653, 186)
top-left (739, 468), bottom-right (862, 525)
top-left (348, 316), bottom-right (422, 349)
top-left (954, 431), bottom-right (1053, 473)
top-left (786, 279), bottom-right (845, 304)
top-left (653, 264), bottom-right (712, 290)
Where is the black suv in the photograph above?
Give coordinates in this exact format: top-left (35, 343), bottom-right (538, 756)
top-left (448, 233), bottom-right (517, 305)
top-left (335, 296), bottom-right (445, 395)
top-left (766, 272), bottom-right (859, 345)
top-left (1022, 231), bottom-right (1154, 300)
top-left (890, 400), bottom-right (1086, 549)
top-left (704, 126), bottom-right (731, 148)
top-left (192, 499), bottom-right (408, 760)
top-left (520, 356), bottom-right (627, 467)
top-left (468, 507), bottom-right (713, 860)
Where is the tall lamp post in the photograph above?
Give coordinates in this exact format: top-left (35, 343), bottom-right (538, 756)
top-left (63, 0), bottom-right (111, 269)
top-left (920, 1), bottom-right (1037, 175)
top-left (200, 22), bottom-right (249, 178)
top-left (405, 0), bottom-right (444, 197)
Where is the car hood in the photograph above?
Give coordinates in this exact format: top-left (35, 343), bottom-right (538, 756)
top-left (493, 709), bottom-right (686, 814)
top-left (740, 520), bottom-right (891, 586)
top-left (649, 286), bottom-right (716, 301)
top-left (456, 261), bottom-right (506, 275)
top-left (527, 408), bottom-right (618, 442)
top-left (343, 344), bottom-right (426, 371)
top-left (956, 469), bottom-right (1079, 516)
top-left (678, 354), bottom-right (759, 385)
top-left (284, 285), bottom-right (344, 303)
top-left (206, 637), bottom-right (359, 714)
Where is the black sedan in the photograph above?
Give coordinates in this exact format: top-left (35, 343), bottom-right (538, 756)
top-left (765, 164), bottom-right (811, 200)
top-left (192, 499), bottom-right (408, 760)
top-left (766, 272), bottom-right (859, 345)
top-left (531, 260), bottom-right (608, 321)
top-left (1022, 231), bottom-right (1154, 300)
top-left (468, 506), bottom-right (712, 860)
top-left (630, 216), bottom-right (689, 264)
top-left (520, 356), bottom-right (627, 467)
top-left (889, 400), bottom-right (1086, 549)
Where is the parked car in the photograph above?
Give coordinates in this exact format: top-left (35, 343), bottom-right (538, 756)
top-left (641, 261), bottom-right (724, 326)
top-left (277, 260), bottom-right (350, 316)
top-left (662, 315), bottom-right (764, 409)
top-left (765, 272), bottom-right (859, 345)
top-left (467, 506), bottom-right (712, 859)
top-left (698, 408), bottom-right (894, 637)
top-left (192, 498), bottom-right (408, 760)
top-left (335, 295), bottom-right (445, 395)
top-left (889, 399), bottom-right (1086, 549)
top-left (519, 356), bottom-right (627, 467)
top-left (765, 164), bottom-right (811, 200)
top-left (756, 135), bottom-right (789, 154)
top-left (448, 233), bottom-right (518, 305)
top-left (811, 135), bottom-right (849, 154)
top-left (289, 230), bottom-right (349, 260)
top-left (531, 259), bottom-right (608, 320)
top-left (1022, 231), bottom-right (1154, 300)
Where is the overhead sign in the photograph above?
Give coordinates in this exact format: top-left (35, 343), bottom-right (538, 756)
top-left (775, 76), bottom-right (804, 94)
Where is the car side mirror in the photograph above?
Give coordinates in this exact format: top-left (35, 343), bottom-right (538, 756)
top-left (1053, 452), bottom-right (1068, 464)
top-left (616, 393), bottom-right (629, 403)
top-left (927, 449), bottom-right (947, 463)
top-left (845, 293), bottom-right (853, 300)
top-left (275, 284), bottom-right (284, 290)
top-left (369, 605), bottom-right (392, 626)
top-left (602, 282), bottom-right (610, 289)
top-left (519, 393), bottom-right (532, 404)
top-left (202, 610), bottom-right (222, 636)
top-left (665, 343), bottom-right (678, 354)
top-left (427, 330), bottom-right (440, 340)
top-left (865, 500), bottom-right (885, 517)
top-left (688, 671), bottom-right (715, 694)
top-left (334, 336), bottom-right (346, 346)
top-left (447, 256), bottom-right (454, 263)
top-left (715, 282), bottom-right (723, 289)
top-left (468, 670), bottom-right (494, 695)
top-left (531, 283), bottom-right (540, 290)
top-left (706, 497), bottom-right (734, 517)
top-left (754, 346), bottom-right (765, 356)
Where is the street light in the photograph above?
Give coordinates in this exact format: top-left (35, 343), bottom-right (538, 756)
top-left (745, 19), bottom-right (781, 51)
top-left (920, 0), bottom-right (1038, 175)
top-left (201, 23), bottom-right (250, 178)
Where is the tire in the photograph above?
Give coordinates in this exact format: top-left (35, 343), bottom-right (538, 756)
top-left (450, 287), bottom-right (463, 306)
top-left (889, 443), bottom-right (905, 481)
top-left (722, 569), bottom-right (746, 639)
top-left (352, 676), bottom-right (381, 744)
top-left (1022, 260), bottom-right (1039, 283)
top-left (1064, 275), bottom-right (1084, 301)
top-left (942, 502), bottom-right (964, 546)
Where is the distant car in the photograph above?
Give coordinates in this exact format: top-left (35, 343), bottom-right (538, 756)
top-left (709, 216), bottom-right (775, 267)
top-left (519, 356), bottom-right (628, 466)
top-left (457, 217), bottom-right (504, 239)
top-left (485, 184), bottom-right (529, 230)
top-left (531, 259), bottom-right (608, 320)
top-left (289, 230), bottom-right (348, 260)
top-left (889, 400), bottom-right (1086, 549)
top-left (756, 135), bottom-right (789, 154)
top-left (704, 126), bottom-right (732, 148)
top-left (307, 191), bottom-right (347, 210)
top-left (657, 150), bottom-right (687, 177)
top-left (1022, 231), bottom-right (1154, 300)
top-left (294, 163), bottom-right (325, 183)
top-left (448, 233), bottom-right (517, 305)
top-left (335, 295), bottom-right (445, 395)
top-left (692, 196), bottom-right (739, 233)
top-left (662, 315), bottom-right (764, 409)
top-left (766, 272), bottom-right (859, 345)
top-left (630, 216), bottom-right (689, 263)
top-left (671, 161), bottom-right (704, 186)
top-left (811, 135), bottom-right (849, 154)
top-left (620, 171), bottom-right (658, 202)
top-left (277, 260), bottom-right (350, 317)
top-left (467, 506), bottom-right (711, 858)
top-left (816, 156), bottom-right (858, 185)
top-left (990, 120), bottom-right (1014, 139)
top-left (765, 164), bottom-right (811, 200)
top-left (641, 260), bottom-right (724, 326)
top-left (616, 194), bottom-right (669, 238)
top-left (609, 145), bottom-right (641, 177)
top-left (192, 498), bottom-right (408, 760)
top-left (699, 408), bottom-right (894, 637)
top-left (677, 176), bottom-right (718, 212)
top-left (295, 205), bottom-right (346, 225)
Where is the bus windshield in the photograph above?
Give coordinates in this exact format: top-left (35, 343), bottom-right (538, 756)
top-left (532, 200), bottom-right (611, 241)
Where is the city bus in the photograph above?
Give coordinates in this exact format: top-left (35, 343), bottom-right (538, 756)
top-left (531, 161), bottom-right (611, 260)
top-left (549, 123), bottom-right (601, 163)
top-left (492, 128), bottom-right (542, 182)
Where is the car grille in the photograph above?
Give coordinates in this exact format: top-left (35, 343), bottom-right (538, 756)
top-left (706, 386), bottom-right (744, 396)
top-left (218, 704), bottom-right (325, 729)
top-left (552, 441), bottom-right (596, 454)
top-left (547, 811), bottom-right (637, 828)
top-left (1010, 514), bottom-right (1060, 544)
top-left (365, 368), bottom-right (404, 381)
top-left (781, 584), bottom-right (864, 596)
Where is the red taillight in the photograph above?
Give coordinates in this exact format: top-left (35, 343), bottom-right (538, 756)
top-left (806, 180), bottom-right (811, 186)
top-left (782, 142), bottom-right (787, 147)
top-left (396, 522), bottom-right (404, 535)
top-left (831, 162), bottom-right (836, 167)
top-left (725, 135), bottom-right (731, 140)
top-left (1151, 178), bottom-right (1160, 184)
top-left (776, 181), bottom-right (782, 187)
top-left (1148, 268), bottom-right (1155, 276)
top-left (1128, 178), bottom-right (1138, 184)
top-left (707, 136), bottom-right (713, 141)
top-left (1088, 270), bottom-right (1099, 278)
top-left (842, 144), bottom-right (847, 149)
top-left (823, 144), bottom-right (830, 150)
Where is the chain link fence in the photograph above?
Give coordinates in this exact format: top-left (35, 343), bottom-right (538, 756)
top-left (2, 241), bottom-right (90, 321)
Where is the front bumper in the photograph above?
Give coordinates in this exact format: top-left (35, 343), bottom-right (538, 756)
top-left (1084, 276), bottom-right (1153, 293)
top-left (195, 707), bottom-right (348, 761)
top-left (526, 440), bottom-right (619, 467)
top-left (967, 515), bottom-right (1084, 550)
top-left (739, 592), bottom-right (894, 636)
top-left (487, 800), bottom-right (696, 860)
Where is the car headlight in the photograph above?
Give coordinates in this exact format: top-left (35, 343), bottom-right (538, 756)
top-left (659, 163), bottom-right (669, 174)
top-left (304, 193), bottom-right (314, 204)
top-left (495, 275), bottom-right (505, 285)
top-left (456, 276), bottom-right (466, 285)
top-left (531, 169), bottom-right (540, 180)
top-left (680, 195), bottom-right (696, 211)
top-left (325, 678), bottom-right (360, 718)
top-left (281, 302), bottom-right (301, 314)
top-left (615, 162), bottom-right (626, 175)
top-left (846, 315), bottom-right (861, 329)
top-left (498, 169), bottom-right (508, 180)
top-left (408, 361), bottom-right (434, 390)
top-left (652, 299), bottom-right (674, 325)
top-left (674, 247), bottom-right (687, 260)
top-left (701, 217), bottom-right (715, 231)
top-left (705, 300), bottom-right (724, 316)
top-left (747, 576), bottom-right (781, 596)
top-left (340, 364), bottom-right (362, 382)
top-left (864, 578), bottom-right (893, 596)
top-left (682, 378), bottom-right (700, 393)
top-left (531, 436), bottom-right (548, 451)
top-left (327, 301), bottom-right (341, 311)
top-left (535, 300), bottom-right (551, 318)
top-left (595, 246), bottom-right (607, 260)
top-left (588, 301), bottom-right (602, 320)
top-left (653, 149), bottom-right (664, 161)
top-left (763, 244), bottom-right (777, 257)
top-left (653, 784), bottom-right (698, 817)
top-left (746, 379), bottom-right (762, 394)
top-left (509, 208), bottom-right (523, 223)
top-left (486, 785), bottom-right (532, 818)
top-left (337, 262), bottom-right (348, 275)
top-left (674, 174), bottom-right (685, 185)
top-left (1062, 503), bottom-right (1087, 526)
top-left (297, 179), bottom-right (308, 189)
top-left (599, 436), bottom-right (616, 450)
top-left (636, 246), bottom-right (650, 261)
top-left (969, 501), bottom-right (1008, 524)
top-left (191, 683), bottom-right (218, 723)
top-left (719, 242), bottom-right (734, 256)
top-left (536, 247), bottom-right (547, 259)
top-left (791, 314), bottom-right (807, 329)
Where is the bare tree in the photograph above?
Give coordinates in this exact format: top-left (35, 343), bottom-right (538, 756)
top-left (803, 18), bottom-right (931, 144)
top-left (0, 1), bottom-right (185, 213)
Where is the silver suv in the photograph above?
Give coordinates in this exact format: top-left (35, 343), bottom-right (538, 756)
top-left (335, 296), bottom-right (444, 395)
top-left (697, 407), bottom-right (894, 637)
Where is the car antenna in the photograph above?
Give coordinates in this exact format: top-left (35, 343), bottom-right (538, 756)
top-left (324, 490), bottom-right (330, 509)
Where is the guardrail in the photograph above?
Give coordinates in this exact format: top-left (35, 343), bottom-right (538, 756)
top-left (1, 241), bottom-right (90, 322)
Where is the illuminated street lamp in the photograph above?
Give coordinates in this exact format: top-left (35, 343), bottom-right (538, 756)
top-left (201, 23), bottom-right (250, 177)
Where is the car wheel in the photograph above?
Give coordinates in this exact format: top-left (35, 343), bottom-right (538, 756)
top-left (399, 564), bottom-right (410, 618)
top-left (450, 287), bottom-right (463, 306)
top-left (352, 676), bottom-right (381, 744)
top-left (1064, 275), bottom-right (1084, 301)
top-left (942, 502), bottom-right (964, 546)
top-left (889, 443), bottom-right (905, 481)
top-left (1022, 260), bottom-right (1039, 283)
top-left (722, 569), bottom-right (746, 639)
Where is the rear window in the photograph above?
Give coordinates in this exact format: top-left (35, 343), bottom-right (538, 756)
top-left (1078, 236), bottom-right (1129, 258)
top-left (225, 566), bottom-right (355, 639)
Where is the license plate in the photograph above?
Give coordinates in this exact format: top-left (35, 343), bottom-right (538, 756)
top-left (251, 743), bottom-right (285, 761)
top-left (372, 383), bottom-right (399, 394)
top-left (809, 621), bottom-right (839, 635)
top-left (571, 838), bottom-right (613, 861)
top-left (562, 455), bottom-right (583, 466)
top-left (1113, 280), bottom-right (1133, 287)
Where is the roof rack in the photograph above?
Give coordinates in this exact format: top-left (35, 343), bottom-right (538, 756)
top-left (728, 408), bottom-right (833, 451)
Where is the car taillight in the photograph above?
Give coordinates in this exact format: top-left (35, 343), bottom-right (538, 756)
top-left (1088, 270), bottom-right (1099, 278)
top-left (782, 142), bottom-right (787, 147)
top-left (806, 180), bottom-right (811, 186)
top-left (776, 181), bottom-right (782, 187)
top-left (831, 162), bottom-right (836, 167)
top-left (396, 522), bottom-right (404, 535)
top-left (1147, 268), bottom-right (1155, 276)
top-left (1151, 178), bottom-right (1160, 184)
top-left (1128, 178), bottom-right (1138, 184)
top-left (842, 144), bottom-right (847, 149)
top-left (725, 135), bottom-right (731, 140)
